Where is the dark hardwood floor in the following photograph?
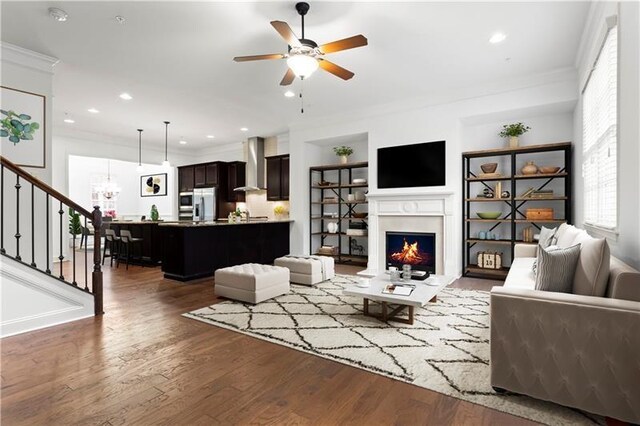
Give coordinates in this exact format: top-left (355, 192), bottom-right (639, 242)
top-left (1, 258), bottom-right (537, 425)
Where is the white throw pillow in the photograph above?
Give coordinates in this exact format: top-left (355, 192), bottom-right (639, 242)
top-left (555, 224), bottom-right (582, 248)
top-left (572, 231), bottom-right (610, 297)
top-left (535, 244), bottom-right (581, 293)
top-left (538, 226), bottom-right (558, 248)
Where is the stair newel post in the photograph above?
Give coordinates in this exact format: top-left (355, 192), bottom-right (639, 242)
top-left (92, 206), bottom-right (103, 315)
top-left (45, 194), bottom-right (50, 274)
top-left (1, 163), bottom-right (4, 254)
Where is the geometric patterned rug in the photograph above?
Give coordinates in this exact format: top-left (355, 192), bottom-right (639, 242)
top-left (184, 275), bottom-right (602, 425)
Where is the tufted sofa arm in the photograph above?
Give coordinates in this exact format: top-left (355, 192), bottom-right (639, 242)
top-left (514, 243), bottom-right (537, 258)
top-left (490, 286), bottom-right (640, 423)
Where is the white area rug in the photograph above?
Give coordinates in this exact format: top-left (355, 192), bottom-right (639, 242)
top-left (184, 275), bottom-right (601, 425)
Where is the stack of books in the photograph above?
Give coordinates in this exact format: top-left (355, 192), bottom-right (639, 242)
top-left (521, 188), bottom-right (555, 199)
top-left (346, 221), bottom-right (367, 236)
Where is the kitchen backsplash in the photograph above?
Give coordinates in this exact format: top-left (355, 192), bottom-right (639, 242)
top-left (241, 190), bottom-right (289, 220)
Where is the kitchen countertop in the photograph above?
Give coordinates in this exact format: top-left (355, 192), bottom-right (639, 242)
top-left (108, 220), bottom-right (181, 225)
top-left (158, 219), bottom-right (294, 227)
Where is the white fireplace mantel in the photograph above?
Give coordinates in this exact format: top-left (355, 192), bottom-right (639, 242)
top-left (359, 190), bottom-right (458, 277)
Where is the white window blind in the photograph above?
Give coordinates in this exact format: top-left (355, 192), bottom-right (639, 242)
top-left (582, 25), bottom-right (617, 230)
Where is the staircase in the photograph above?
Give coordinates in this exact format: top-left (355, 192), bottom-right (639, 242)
top-left (0, 156), bottom-right (103, 337)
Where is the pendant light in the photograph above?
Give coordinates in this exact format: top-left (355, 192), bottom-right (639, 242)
top-left (161, 121), bottom-right (171, 169)
top-left (136, 129), bottom-right (144, 173)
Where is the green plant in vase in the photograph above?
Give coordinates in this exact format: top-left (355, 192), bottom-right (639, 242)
top-left (333, 146), bottom-right (354, 164)
top-left (150, 204), bottom-right (159, 221)
top-left (499, 122), bottom-right (531, 148)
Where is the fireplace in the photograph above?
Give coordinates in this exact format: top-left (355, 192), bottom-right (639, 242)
top-left (385, 232), bottom-right (436, 273)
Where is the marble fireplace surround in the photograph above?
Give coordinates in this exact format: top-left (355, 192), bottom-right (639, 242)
top-left (359, 190), bottom-right (457, 277)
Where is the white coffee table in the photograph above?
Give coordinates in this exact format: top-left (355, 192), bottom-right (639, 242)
top-left (343, 273), bottom-right (455, 325)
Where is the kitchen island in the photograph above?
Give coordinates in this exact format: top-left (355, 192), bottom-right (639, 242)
top-left (108, 220), bottom-right (179, 265)
top-left (160, 220), bottom-right (292, 281)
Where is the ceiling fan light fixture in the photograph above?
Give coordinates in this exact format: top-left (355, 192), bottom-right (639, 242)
top-left (287, 54), bottom-right (318, 79)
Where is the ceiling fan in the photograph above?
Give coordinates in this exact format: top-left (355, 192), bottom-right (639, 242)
top-left (233, 2), bottom-right (368, 86)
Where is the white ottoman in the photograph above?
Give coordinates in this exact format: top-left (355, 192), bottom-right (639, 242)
top-left (214, 264), bottom-right (290, 304)
top-left (274, 255), bottom-right (335, 286)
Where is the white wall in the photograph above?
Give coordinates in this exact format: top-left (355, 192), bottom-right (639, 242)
top-left (289, 70), bottom-right (579, 274)
top-left (1, 43), bottom-right (57, 270)
top-left (573, 1), bottom-right (640, 268)
top-left (68, 155), bottom-right (175, 220)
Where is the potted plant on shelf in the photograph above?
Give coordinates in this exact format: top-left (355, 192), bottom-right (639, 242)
top-left (333, 146), bottom-right (354, 164)
top-left (499, 122), bottom-right (531, 148)
top-left (68, 208), bottom-right (82, 248)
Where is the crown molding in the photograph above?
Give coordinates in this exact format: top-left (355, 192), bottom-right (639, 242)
top-left (1, 42), bottom-right (59, 74)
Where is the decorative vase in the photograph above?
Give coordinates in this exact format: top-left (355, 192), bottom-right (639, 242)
top-left (327, 222), bottom-right (338, 233)
top-left (521, 161), bottom-right (538, 175)
top-left (340, 155), bottom-right (348, 164)
top-left (509, 136), bottom-right (519, 148)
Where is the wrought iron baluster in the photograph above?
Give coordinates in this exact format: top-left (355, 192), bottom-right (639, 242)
top-left (15, 175), bottom-right (21, 261)
top-left (46, 194), bottom-right (50, 273)
top-left (31, 183), bottom-right (36, 267)
top-left (84, 217), bottom-right (88, 290)
top-left (58, 201), bottom-right (64, 280)
top-left (72, 213), bottom-right (77, 286)
top-left (1, 164), bottom-right (4, 254)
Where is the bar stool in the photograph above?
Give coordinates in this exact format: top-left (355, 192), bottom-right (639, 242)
top-left (102, 229), bottom-right (120, 267)
top-left (117, 229), bottom-right (144, 270)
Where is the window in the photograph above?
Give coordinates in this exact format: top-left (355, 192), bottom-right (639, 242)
top-left (582, 24), bottom-right (617, 230)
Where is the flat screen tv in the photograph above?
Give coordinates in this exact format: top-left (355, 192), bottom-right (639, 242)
top-left (377, 140), bottom-right (446, 188)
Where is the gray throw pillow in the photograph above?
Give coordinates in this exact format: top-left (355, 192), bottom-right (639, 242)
top-left (534, 244), bottom-right (581, 293)
top-left (532, 245), bottom-right (560, 276)
top-left (538, 226), bottom-right (558, 248)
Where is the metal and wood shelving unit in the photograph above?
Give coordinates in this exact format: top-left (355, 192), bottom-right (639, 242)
top-left (310, 161), bottom-right (368, 266)
top-left (462, 142), bottom-right (572, 279)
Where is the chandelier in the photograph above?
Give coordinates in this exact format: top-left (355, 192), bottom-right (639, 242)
top-left (96, 160), bottom-right (121, 200)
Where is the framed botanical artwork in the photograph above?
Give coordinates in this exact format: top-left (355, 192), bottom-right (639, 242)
top-left (1, 86), bottom-right (46, 168)
top-left (140, 173), bottom-right (167, 197)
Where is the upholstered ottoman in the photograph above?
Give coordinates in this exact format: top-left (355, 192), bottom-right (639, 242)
top-left (214, 264), bottom-right (290, 304)
top-left (274, 255), bottom-right (335, 286)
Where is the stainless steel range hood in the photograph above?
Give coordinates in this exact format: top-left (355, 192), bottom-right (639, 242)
top-left (234, 136), bottom-right (265, 192)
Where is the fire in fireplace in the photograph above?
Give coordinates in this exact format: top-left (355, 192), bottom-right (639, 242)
top-left (386, 232), bottom-right (435, 273)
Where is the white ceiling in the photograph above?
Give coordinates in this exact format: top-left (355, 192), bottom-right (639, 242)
top-left (1, 1), bottom-right (589, 151)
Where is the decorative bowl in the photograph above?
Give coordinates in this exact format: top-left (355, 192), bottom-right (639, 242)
top-left (316, 181), bottom-right (335, 187)
top-left (539, 166), bottom-right (560, 174)
top-left (352, 178), bottom-right (367, 184)
top-left (480, 163), bottom-right (498, 173)
top-left (477, 212), bottom-right (502, 219)
top-left (352, 212), bottom-right (367, 219)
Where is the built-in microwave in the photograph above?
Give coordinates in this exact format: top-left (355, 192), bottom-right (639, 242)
top-left (179, 192), bottom-right (193, 208)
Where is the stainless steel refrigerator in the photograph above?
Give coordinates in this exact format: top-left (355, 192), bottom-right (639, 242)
top-left (192, 187), bottom-right (216, 221)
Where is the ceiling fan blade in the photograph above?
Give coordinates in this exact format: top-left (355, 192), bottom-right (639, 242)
top-left (280, 68), bottom-right (296, 86)
top-left (319, 35), bottom-right (368, 54)
top-left (318, 59), bottom-right (355, 80)
top-left (271, 21), bottom-right (302, 48)
top-left (233, 53), bottom-right (285, 62)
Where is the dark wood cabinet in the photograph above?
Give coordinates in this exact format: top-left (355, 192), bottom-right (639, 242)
top-left (266, 154), bottom-right (290, 201)
top-left (178, 166), bottom-right (194, 192)
top-left (205, 163), bottom-right (219, 186)
top-left (227, 161), bottom-right (246, 202)
top-left (194, 165), bottom-right (206, 187)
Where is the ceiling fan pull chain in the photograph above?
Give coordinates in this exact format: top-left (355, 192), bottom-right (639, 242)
top-left (300, 79), bottom-right (305, 113)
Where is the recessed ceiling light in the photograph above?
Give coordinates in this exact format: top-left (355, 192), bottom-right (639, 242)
top-left (49, 7), bottom-right (68, 22)
top-left (240, 127), bottom-right (248, 132)
top-left (87, 108), bottom-right (99, 113)
top-left (119, 92), bottom-right (133, 100)
top-left (284, 91), bottom-right (295, 98)
top-left (206, 135), bottom-right (215, 139)
top-left (64, 118), bottom-right (75, 124)
top-left (179, 140), bottom-right (187, 145)
top-left (489, 33), bottom-right (507, 44)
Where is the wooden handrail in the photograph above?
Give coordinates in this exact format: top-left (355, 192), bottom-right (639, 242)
top-left (1, 155), bottom-right (103, 316)
top-left (1, 156), bottom-right (92, 218)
